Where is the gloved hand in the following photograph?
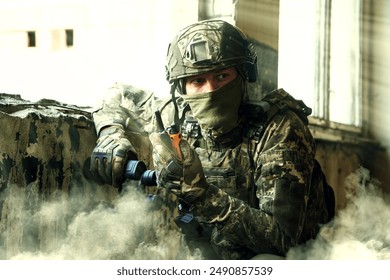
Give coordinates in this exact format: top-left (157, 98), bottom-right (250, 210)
top-left (90, 125), bottom-right (136, 188)
top-left (149, 131), bottom-right (209, 205)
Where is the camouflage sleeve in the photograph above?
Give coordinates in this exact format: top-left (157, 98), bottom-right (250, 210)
top-left (194, 110), bottom-right (316, 255)
top-left (92, 83), bottom-right (159, 135)
top-left (255, 109), bottom-right (316, 246)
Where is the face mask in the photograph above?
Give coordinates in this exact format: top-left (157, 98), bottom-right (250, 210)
top-left (182, 76), bottom-right (244, 138)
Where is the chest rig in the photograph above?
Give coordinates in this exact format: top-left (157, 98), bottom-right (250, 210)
top-left (179, 89), bottom-right (312, 208)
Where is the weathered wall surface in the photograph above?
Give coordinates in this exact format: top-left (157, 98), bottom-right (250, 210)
top-left (314, 132), bottom-right (388, 211)
top-left (315, 141), bottom-right (366, 211)
top-left (0, 94), bottom-right (185, 260)
top-left (0, 94), bottom-right (118, 258)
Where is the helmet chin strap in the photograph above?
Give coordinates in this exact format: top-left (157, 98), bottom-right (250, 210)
top-left (170, 81), bottom-right (189, 130)
top-left (177, 79), bottom-right (186, 95)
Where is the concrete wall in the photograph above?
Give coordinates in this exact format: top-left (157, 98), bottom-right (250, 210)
top-left (236, 0), bottom-right (279, 50)
top-left (0, 94), bottom-right (112, 258)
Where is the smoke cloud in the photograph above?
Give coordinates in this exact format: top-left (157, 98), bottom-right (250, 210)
top-left (0, 182), bottom-right (201, 260)
top-left (287, 167), bottom-right (390, 260)
top-left (1, 167), bottom-right (389, 260)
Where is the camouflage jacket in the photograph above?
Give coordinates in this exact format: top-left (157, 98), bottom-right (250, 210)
top-left (93, 83), bottom-right (335, 259)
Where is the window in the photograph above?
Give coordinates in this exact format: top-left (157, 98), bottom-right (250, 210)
top-left (328, 1), bottom-right (361, 126)
top-left (27, 31), bottom-right (36, 47)
top-left (65, 29), bottom-right (73, 47)
top-left (278, 0), bottom-right (362, 128)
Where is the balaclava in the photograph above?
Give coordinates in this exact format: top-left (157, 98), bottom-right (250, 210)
top-left (182, 76), bottom-right (245, 139)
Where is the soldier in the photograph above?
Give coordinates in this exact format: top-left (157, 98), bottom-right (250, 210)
top-left (90, 19), bottom-right (335, 259)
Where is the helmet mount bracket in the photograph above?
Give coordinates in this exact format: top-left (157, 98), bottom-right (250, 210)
top-left (185, 35), bottom-right (213, 65)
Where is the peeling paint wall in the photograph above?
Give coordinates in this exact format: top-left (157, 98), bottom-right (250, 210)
top-left (0, 94), bottom-right (186, 260)
top-left (0, 94), bottom-right (118, 258)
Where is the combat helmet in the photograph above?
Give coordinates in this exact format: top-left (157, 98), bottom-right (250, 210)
top-left (166, 19), bottom-right (258, 93)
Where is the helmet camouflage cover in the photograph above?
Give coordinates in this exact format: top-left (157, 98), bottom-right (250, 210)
top-left (166, 19), bottom-right (258, 84)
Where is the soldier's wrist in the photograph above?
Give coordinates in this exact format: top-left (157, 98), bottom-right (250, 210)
top-left (99, 124), bottom-right (125, 137)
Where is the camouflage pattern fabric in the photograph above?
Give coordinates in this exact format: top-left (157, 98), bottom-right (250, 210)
top-left (93, 83), bottom-right (333, 259)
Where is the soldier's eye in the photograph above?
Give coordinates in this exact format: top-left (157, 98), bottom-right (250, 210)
top-left (189, 78), bottom-right (205, 85)
top-left (216, 73), bottom-right (229, 81)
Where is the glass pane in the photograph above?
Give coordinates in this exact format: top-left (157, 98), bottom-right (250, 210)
top-left (329, 0), bottom-right (361, 126)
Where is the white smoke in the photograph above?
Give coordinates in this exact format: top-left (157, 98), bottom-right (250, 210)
top-left (1, 182), bottom-right (201, 260)
top-left (287, 167), bottom-right (390, 260)
top-left (1, 167), bottom-right (389, 260)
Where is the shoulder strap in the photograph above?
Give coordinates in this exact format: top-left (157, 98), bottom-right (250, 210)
top-left (244, 88), bottom-right (312, 142)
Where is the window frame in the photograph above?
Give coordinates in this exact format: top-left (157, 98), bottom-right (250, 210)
top-left (278, 0), bottom-right (364, 137)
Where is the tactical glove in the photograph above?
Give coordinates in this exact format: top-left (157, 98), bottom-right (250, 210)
top-left (90, 125), bottom-right (136, 188)
top-left (149, 131), bottom-right (209, 205)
